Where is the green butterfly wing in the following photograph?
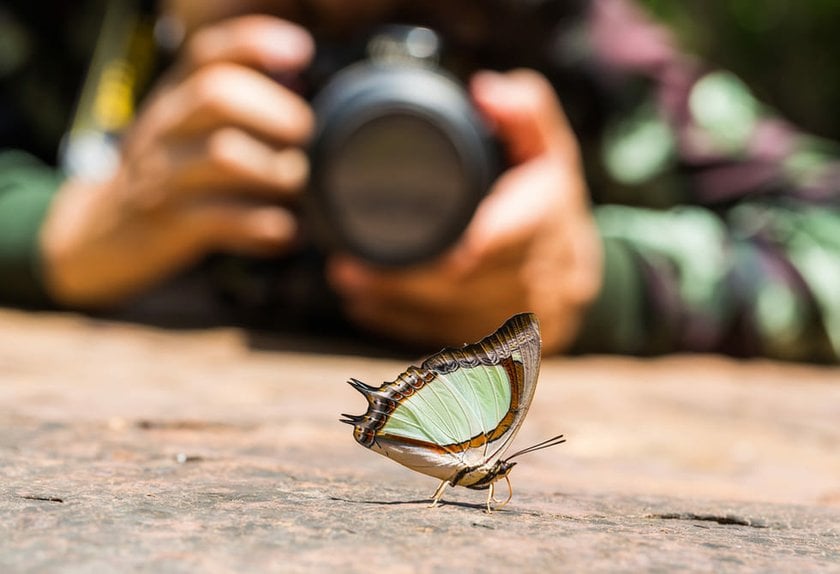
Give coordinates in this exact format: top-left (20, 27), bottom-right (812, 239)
top-left (341, 313), bottom-right (542, 486)
top-left (378, 361), bottom-right (513, 447)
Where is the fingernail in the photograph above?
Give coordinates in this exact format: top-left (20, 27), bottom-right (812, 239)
top-left (471, 71), bottom-right (507, 100)
top-left (261, 26), bottom-right (314, 68)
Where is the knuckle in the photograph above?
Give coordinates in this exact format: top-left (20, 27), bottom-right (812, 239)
top-left (182, 27), bottom-right (220, 70)
top-left (281, 105), bottom-right (315, 145)
top-left (273, 148), bottom-right (309, 188)
top-left (189, 65), bottom-right (238, 114)
top-left (206, 127), bottom-right (246, 171)
top-left (120, 156), bottom-right (171, 213)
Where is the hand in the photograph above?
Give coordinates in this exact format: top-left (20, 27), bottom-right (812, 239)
top-left (327, 70), bottom-right (603, 354)
top-left (41, 15), bottom-right (314, 307)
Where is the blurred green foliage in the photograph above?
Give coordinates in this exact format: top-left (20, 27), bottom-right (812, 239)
top-left (639, 0), bottom-right (840, 140)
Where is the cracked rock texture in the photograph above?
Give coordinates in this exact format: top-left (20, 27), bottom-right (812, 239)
top-left (0, 309), bottom-right (838, 572)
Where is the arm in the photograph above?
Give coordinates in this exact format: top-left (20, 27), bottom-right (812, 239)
top-left (329, 0), bottom-right (840, 362)
top-left (40, 15), bottom-right (315, 308)
top-left (575, 0), bottom-right (840, 361)
top-left (577, 203), bottom-right (840, 362)
top-left (0, 14), bottom-right (315, 310)
top-left (328, 70), bottom-right (603, 355)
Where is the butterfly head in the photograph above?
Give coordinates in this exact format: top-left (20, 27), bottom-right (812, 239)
top-left (487, 458), bottom-right (518, 482)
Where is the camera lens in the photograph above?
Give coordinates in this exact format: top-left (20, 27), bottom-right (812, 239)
top-left (308, 60), bottom-right (498, 266)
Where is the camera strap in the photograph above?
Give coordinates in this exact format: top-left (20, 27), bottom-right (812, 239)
top-left (59, 0), bottom-right (159, 181)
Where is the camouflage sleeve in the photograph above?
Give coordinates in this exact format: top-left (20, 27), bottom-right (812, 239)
top-left (0, 151), bottom-right (62, 306)
top-left (572, 0), bottom-right (840, 362)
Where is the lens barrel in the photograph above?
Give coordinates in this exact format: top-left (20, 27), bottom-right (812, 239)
top-left (307, 57), bottom-right (498, 266)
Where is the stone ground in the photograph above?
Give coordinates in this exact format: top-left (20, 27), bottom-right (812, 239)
top-left (0, 309), bottom-right (838, 572)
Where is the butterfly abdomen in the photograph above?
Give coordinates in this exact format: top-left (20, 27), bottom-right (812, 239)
top-left (452, 460), bottom-right (517, 490)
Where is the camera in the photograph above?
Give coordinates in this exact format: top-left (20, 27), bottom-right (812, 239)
top-left (306, 25), bottom-right (501, 267)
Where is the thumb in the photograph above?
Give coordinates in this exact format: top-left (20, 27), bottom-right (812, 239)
top-left (470, 69), bottom-right (577, 164)
top-left (455, 70), bottom-right (583, 263)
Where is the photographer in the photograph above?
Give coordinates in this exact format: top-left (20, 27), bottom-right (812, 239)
top-left (1, 0), bottom-right (839, 361)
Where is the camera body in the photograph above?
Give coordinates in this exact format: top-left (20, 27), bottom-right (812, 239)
top-left (306, 26), bottom-right (500, 267)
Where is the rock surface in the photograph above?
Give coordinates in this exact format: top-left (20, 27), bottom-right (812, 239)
top-left (0, 309), bottom-right (838, 572)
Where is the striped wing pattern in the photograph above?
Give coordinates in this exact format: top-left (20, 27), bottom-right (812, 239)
top-left (341, 313), bottom-right (542, 488)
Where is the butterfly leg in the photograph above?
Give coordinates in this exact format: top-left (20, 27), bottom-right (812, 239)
top-left (429, 480), bottom-right (451, 507)
top-left (486, 475), bottom-right (514, 512)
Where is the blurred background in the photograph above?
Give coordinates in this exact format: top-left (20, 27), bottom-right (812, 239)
top-left (641, 0), bottom-right (840, 140)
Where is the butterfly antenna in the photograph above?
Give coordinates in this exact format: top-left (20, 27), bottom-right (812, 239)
top-left (504, 434), bottom-right (566, 461)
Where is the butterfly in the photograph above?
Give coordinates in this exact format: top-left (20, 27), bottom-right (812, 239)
top-left (340, 312), bottom-right (565, 511)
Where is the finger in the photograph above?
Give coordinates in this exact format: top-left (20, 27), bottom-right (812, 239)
top-left (192, 127), bottom-right (308, 194)
top-left (457, 159), bottom-right (557, 264)
top-left (121, 129), bottom-right (308, 212)
top-left (328, 254), bottom-right (523, 315)
top-left (138, 63), bottom-right (314, 151)
top-left (183, 201), bottom-right (300, 256)
top-left (470, 69), bottom-right (577, 163)
top-left (327, 256), bottom-right (464, 310)
top-left (462, 70), bottom-right (581, 263)
top-left (172, 128), bottom-right (308, 201)
top-left (175, 15), bottom-right (314, 80)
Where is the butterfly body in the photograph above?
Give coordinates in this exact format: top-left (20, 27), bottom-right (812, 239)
top-left (342, 313), bottom-right (556, 508)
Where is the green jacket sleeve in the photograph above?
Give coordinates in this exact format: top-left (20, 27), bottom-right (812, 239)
top-left (575, 203), bottom-right (840, 363)
top-left (567, 2), bottom-right (840, 363)
top-left (0, 150), bottom-right (63, 306)
top-left (573, 233), bottom-right (648, 355)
